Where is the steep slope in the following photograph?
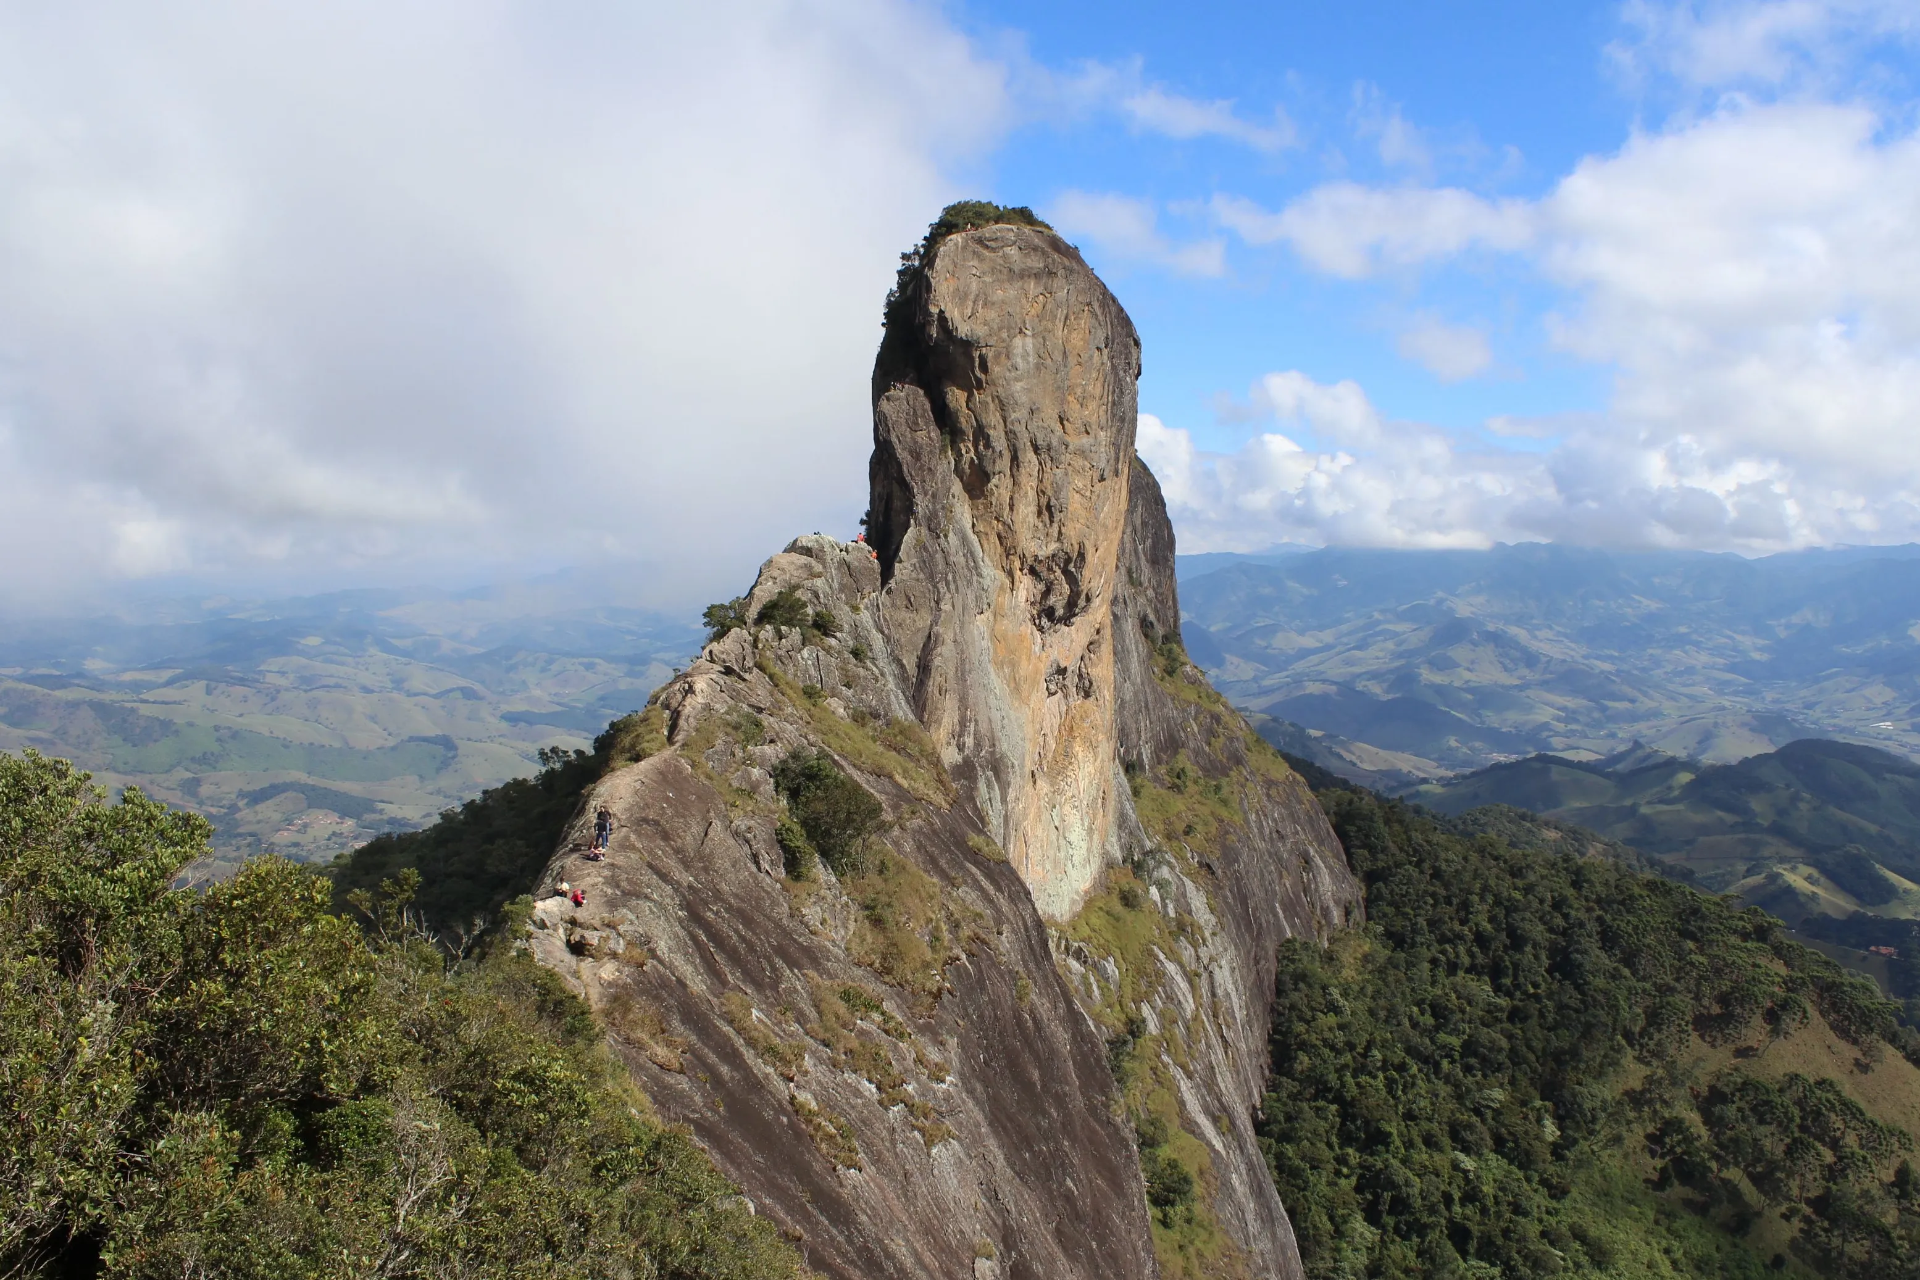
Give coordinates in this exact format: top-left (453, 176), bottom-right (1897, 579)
top-left (517, 215), bottom-right (1359, 1279)
top-left (1267, 766), bottom-right (1920, 1279)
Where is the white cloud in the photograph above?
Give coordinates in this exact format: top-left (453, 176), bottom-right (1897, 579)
top-left (1143, 375), bottom-right (1883, 555)
top-left (1046, 191), bottom-right (1226, 277)
top-left (1212, 187), bottom-right (1533, 278)
top-left (1121, 85), bottom-right (1296, 153)
top-left (1396, 316), bottom-right (1494, 381)
top-left (1351, 82), bottom-right (1432, 174)
top-left (1139, 392), bottom-right (1552, 552)
top-left (0, 1), bottom-right (1007, 606)
top-left (1044, 59), bottom-right (1296, 153)
top-left (1194, 95), bottom-right (1920, 553)
top-left (1610, 0), bottom-right (1917, 91)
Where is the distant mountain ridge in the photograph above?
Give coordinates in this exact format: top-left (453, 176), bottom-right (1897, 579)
top-left (1177, 541), bottom-right (1920, 776)
top-left (1407, 737), bottom-right (1920, 926)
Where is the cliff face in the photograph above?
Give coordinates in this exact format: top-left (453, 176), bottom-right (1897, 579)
top-left (524, 223), bottom-right (1360, 1279)
top-left (870, 224), bottom-right (1139, 922)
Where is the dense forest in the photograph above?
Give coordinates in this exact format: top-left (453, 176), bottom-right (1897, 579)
top-left (0, 749), bottom-right (800, 1279)
top-left (1264, 755), bottom-right (1920, 1279)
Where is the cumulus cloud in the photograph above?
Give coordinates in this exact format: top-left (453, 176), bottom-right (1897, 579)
top-left (1141, 374), bottom-right (1886, 555)
top-left (1138, 386), bottom-right (1553, 552)
top-left (1610, 0), bottom-right (1917, 91)
top-left (1195, 89), bottom-right (1920, 552)
top-left (1046, 191), bottom-right (1226, 277)
top-left (0, 1), bottom-right (1007, 606)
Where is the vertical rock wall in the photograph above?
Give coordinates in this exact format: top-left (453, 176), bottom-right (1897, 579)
top-left (870, 224), bottom-right (1140, 921)
top-left (525, 221), bottom-right (1361, 1279)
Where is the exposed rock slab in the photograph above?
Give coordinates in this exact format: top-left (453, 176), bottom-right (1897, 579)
top-left (526, 225), bottom-right (1360, 1279)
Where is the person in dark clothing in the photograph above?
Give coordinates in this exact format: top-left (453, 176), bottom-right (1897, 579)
top-left (592, 804), bottom-right (613, 852)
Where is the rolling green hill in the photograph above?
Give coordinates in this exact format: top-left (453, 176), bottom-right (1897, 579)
top-left (1405, 738), bottom-right (1920, 922)
top-left (0, 586), bottom-right (700, 874)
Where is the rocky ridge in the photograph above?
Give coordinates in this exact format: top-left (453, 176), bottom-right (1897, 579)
top-left (523, 220), bottom-right (1360, 1279)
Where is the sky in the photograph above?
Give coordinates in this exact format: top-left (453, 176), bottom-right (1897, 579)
top-left (1, 1), bottom-right (1917, 611)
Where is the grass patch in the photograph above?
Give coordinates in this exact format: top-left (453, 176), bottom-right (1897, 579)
top-left (1066, 868), bottom-right (1243, 1276)
top-left (720, 992), bottom-right (807, 1080)
top-left (967, 833), bottom-right (1007, 862)
top-left (790, 1094), bottom-right (861, 1170)
top-left (603, 988), bottom-right (690, 1074)
top-left (800, 975), bottom-right (952, 1150)
top-left (1132, 753), bottom-right (1245, 864)
top-left (758, 657), bottom-right (954, 807)
top-left (842, 849), bottom-right (984, 1013)
top-left (602, 703), bottom-right (669, 768)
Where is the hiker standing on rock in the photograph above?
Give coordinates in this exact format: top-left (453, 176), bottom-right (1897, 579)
top-left (592, 804), bottom-right (614, 853)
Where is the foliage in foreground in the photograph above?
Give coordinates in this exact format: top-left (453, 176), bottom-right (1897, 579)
top-left (1263, 767), bottom-right (1920, 1279)
top-left (0, 750), bottom-right (799, 1280)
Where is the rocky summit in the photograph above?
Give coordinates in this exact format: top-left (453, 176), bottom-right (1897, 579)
top-left (523, 217), bottom-right (1360, 1279)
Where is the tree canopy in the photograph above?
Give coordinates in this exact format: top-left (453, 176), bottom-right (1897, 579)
top-left (1264, 764), bottom-right (1920, 1279)
top-left (0, 749), bottom-right (799, 1280)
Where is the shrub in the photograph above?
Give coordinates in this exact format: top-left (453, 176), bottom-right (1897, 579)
top-left (776, 815), bottom-right (818, 880)
top-left (810, 609), bottom-right (840, 638)
top-left (703, 597), bottom-right (750, 642)
top-left (755, 589), bottom-right (810, 631)
top-left (771, 749), bottom-right (883, 878)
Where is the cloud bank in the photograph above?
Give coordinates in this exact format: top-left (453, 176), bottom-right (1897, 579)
top-left (0, 1), bottom-right (1005, 607)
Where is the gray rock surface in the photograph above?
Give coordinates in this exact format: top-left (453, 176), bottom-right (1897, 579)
top-left (525, 224), bottom-right (1360, 1279)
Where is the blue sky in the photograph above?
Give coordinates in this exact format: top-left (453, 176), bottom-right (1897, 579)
top-left (969, 0), bottom-right (1626, 448)
top-left (1, 1), bottom-right (1918, 606)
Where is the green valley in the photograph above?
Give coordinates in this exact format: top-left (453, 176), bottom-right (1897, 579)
top-left (0, 586), bottom-right (700, 875)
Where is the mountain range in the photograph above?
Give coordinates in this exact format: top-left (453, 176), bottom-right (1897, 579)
top-left (1407, 737), bottom-right (1920, 920)
top-left (1177, 542), bottom-right (1920, 782)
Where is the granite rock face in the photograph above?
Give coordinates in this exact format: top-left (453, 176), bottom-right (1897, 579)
top-left (525, 224), bottom-right (1361, 1279)
top-left (870, 223), bottom-right (1141, 921)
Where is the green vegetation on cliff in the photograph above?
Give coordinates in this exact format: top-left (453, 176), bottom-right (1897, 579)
top-left (1264, 763), bottom-right (1920, 1279)
top-left (330, 706), bottom-right (666, 935)
top-left (0, 749), bottom-right (800, 1279)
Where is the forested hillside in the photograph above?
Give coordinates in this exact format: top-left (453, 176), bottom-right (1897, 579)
top-left (1266, 755), bottom-right (1920, 1278)
top-left (1408, 738), bottom-right (1920, 921)
top-left (0, 749), bottom-right (799, 1279)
